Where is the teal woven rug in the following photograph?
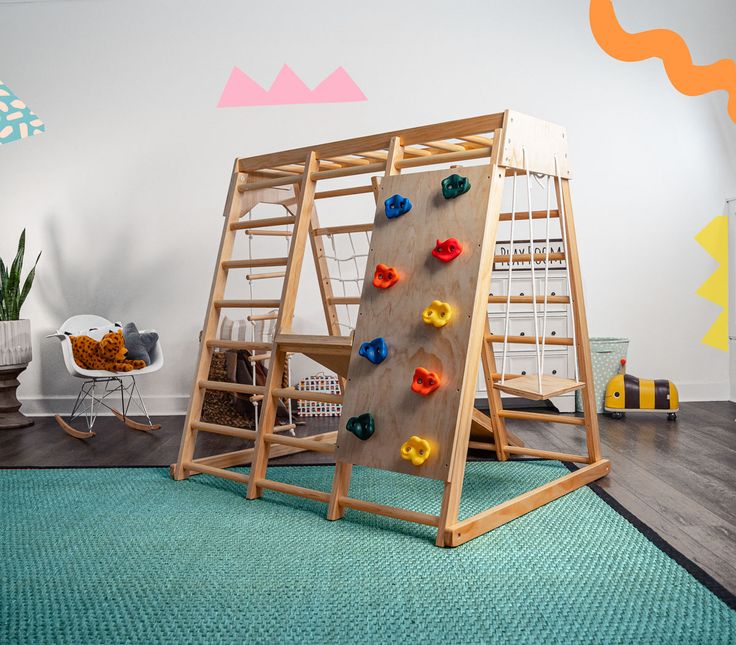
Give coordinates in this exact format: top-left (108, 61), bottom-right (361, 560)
top-left (1, 462), bottom-right (734, 643)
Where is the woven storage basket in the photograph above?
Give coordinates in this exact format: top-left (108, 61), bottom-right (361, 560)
top-left (576, 337), bottom-right (629, 413)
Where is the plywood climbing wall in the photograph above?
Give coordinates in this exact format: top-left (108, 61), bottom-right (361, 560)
top-left (337, 164), bottom-right (496, 481)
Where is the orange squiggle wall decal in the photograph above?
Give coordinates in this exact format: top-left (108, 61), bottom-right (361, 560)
top-left (589, 0), bottom-right (736, 124)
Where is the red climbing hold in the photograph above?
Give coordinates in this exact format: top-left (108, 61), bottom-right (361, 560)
top-left (432, 238), bottom-right (462, 263)
top-left (411, 367), bottom-right (441, 396)
top-left (372, 263), bottom-right (399, 289)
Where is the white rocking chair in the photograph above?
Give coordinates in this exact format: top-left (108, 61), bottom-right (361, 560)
top-left (48, 314), bottom-right (164, 439)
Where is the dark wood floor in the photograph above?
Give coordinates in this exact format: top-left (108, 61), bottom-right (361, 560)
top-left (1, 402), bottom-right (734, 594)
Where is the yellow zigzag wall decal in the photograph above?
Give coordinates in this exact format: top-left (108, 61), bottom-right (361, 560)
top-left (695, 216), bottom-right (728, 351)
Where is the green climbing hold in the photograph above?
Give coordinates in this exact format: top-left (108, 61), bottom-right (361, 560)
top-left (346, 413), bottom-right (375, 440)
top-left (441, 174), bottom-right (471, 199)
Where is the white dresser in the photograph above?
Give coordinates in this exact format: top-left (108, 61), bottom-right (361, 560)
top-left (477, 240), bottom-right (576, 412)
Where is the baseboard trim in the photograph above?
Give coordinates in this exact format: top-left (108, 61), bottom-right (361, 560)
top-left (20, 395), bottom-right (190, 417)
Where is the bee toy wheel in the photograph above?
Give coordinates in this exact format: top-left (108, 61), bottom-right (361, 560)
top-left (667, 412), bottom-right (677, 421)
top-left (610, 412), bottom-right (624, 420)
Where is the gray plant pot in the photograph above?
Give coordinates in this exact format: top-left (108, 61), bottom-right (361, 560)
top-left (0, 319), bottom-right (32, 367)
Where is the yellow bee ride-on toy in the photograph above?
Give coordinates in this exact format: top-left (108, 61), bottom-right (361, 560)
top-left (604, 359), bottom-right (679, 421)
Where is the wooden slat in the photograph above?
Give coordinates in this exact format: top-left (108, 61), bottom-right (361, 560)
top-left (256, 478), bottom-right (331, 504)
top-left (191, 421), bottom-right (257, 441)
top-left (458, 135), bottom-right (494, 146)
top-left (271, 387), bottom-right (342, 404)
top-left (498, 409), bottom-right (586, 426)
top-left (248, 353), bottom-right (271, 362)
top-left (273, 423), bottom-right (296, 432)
top-left (338, 496), bottom-right (440, 527)
top-left (493, 374), bottom-right (584, 400)
top-left (499, 209), bottom-right (559, 221)
top-left (222, 257), bottom-right (288, 270)
top-left (312, 223), bottom-right (374, 236)
top-left (214, 299), bottom-right (281, 309)
top-left (183, 461), bottom-right (249, 484)
top-left (205, 339), bottom-right (272, 350)
top-left (198, 380), bottom-right (264, 395)
top-left (402, 146), bottom-right (433, 157)
top-left (486, 334), bottom-right (573, 346)
top-left (444, 460), bottom-right (611, 546)
top-left (504, 445), bottom-right (589, 463)
top-left (237, 113), bottom-right (504, 172)
top-left (354, 150), bottom-right (388, 160)
top-left (424, 140), bottom-right (466, 152)
top-left (247, 313), bottom-right (278, 322)
top-left (493, 252), bottom-right (565, 264)
top-left (230, 215), bottom-right (295, 231)
top-left (488, 295), bottom-right (570, 305)
top-left (274, 333), bottom-right (352, 355)
top-left (311, 162), bottom-right (386, 181)
top-left (314, 185), bottom-right (375, 200)
top-left (468, 440), bottom-right (498, 451)
top-left (264, 434), bottom-right (337, 454)
top-left (324, 155), bottom-right (373, 166)
top-left (395, 146), bottom-right (492, 169)
top-left (240, 230), bottom-right (293, 237)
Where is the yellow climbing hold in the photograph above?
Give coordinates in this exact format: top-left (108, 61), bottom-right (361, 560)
top-left (400, 435), bottom-right (431, 466)
top-left (422, 300), bottom-right (452, 328)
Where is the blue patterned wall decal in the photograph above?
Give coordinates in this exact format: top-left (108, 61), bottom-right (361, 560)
top-left (0, 80), bottom-right (45, 146)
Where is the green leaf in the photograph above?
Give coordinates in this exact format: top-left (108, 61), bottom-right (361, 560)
top-left (17, 251), bottom-right (41, 316)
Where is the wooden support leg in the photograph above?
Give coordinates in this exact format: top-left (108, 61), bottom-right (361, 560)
top-left (480, 317), bottom-right (510, 461)
top-left (327, 461), bottom-right (352, 520)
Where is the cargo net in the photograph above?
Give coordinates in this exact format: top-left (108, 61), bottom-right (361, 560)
top-left (323, 229), bottom-right (371, 333)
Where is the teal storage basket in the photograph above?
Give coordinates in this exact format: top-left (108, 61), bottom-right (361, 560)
top-left (576, 337), bottom-right (629, 413)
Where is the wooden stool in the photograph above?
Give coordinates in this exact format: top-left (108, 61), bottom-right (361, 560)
top-left (0, 364), bottom-right (34, 430)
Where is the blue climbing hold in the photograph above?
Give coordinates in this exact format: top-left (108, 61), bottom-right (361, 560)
top-left (359, 337), bottom-right (388, 365)
top-left (384, 194), bottom-right (412, 219)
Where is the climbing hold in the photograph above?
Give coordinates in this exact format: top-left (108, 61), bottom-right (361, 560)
top-left (441, 174), bottom-right (470, 199)
top-left (346, 413), bottom-right (375, 441)
top-left (411, 367), bottom-right (441, 396)
top-left (384, 194), bottom-right (412, 219)
top-left (372, 263), bottom-right (399, 289)
top-left (422, 300), bottom-right (452, 328)
top-left (432, 238), bottom-right (462, 263)
top-left (400, 435), bottom-right (432, 466)
top-left (359, 337), bottom-right (388, 365)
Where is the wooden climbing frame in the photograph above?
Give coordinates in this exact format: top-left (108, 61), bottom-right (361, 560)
top-left (172, 110), bottom-right (610, 547)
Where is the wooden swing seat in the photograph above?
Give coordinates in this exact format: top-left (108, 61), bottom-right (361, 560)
top-left (493, 373), bottom-right (584, 400)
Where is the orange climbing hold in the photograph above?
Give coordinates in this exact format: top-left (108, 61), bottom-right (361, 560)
top-left (372, 263), bottom-right (399, 289)
top-left (411, 367), bottom-right (441, 396)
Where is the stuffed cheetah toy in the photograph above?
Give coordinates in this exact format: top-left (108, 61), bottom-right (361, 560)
top-left (70, 329), bottom-right (146, 372)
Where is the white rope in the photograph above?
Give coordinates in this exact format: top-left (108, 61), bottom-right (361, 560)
top-left (500, 171), bottom-right (518, 384)
top-left (554, 155), bottom-right (579, 381)
top-left (523, 148), bottom-right (543, 393)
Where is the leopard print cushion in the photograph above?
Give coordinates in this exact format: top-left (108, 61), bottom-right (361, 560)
top-left (70, 329), bottom-right (146, 372)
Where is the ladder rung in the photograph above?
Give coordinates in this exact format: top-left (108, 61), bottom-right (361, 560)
top-left (486, 334), bottom-right (573, 347)
top-left (499, 209), bottom-right (559, 221)
top-left (222, 257), bottom-right (288, 270)
top-left (314, 186), bottom-right (375, 201)
top-left (247, 313), bottom-right (278, 321)
top-left (458, 134), bottom-right (494, 146)
top-left (214, 299), bottom-right (281, 309)
top-left (328, 297), bottom-right (361, 305)
top-left (488, 295), bottom-right (570, 305)
top-left (338, 496), bottom-right (440, 527)
top-left (245, 271), bottom-right (286, 281)
top-left (311, 161), bottom-right (386, 181)
top-left (191, 420), bottom-right (257, 440)
top-left (255, 478), bottom-right (331, 503)
top-left (198, 380), bottom-right (265, 395)
top-left (264, 434), bottom-right (336, 454)
top-left (271, 387), bottom-right (342, 404)
top-left (395, 146), bottom-right (491, 170)
top-left (324, 155), bottom-right (373, 166)
top-left (504, 445), bottom-right (589, 463)
top-left (273, 423), bottom-right (296, 432)
top-left (248, 353), bottom-right (271, 362)
top-left (312, 222), bottom-right (374, 236)
top-left (183, 461), bottom-right (249, 484)
top-left (250, 394), bottom-right (264, 402)
top-left (238, 175), bottom-right (301, 192)
top-left (498, 409), bottom-right (585, 426)
top-left (241, 230), bottom-right (293, 237)
top-left (230, 215), bottom-right (296, 231)
top-left (424, 139), bottom-right (466, 152)
top-left (206, 340), bottom-right (272, 350)
top-left (493, 252), bottom-right (565, 264)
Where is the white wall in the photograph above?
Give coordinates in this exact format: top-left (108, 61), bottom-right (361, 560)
top-left (1, 0), bottom-right (734, 414)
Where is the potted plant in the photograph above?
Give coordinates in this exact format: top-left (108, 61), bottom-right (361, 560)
top-left (0, 230), bottom-right (40, 429)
